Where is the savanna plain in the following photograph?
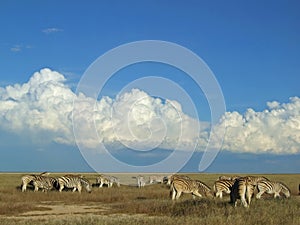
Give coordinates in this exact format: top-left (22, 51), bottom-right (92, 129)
top-left (0, 173), bottom-right (299, 225)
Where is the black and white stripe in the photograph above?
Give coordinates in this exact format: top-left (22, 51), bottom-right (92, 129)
top-left (96, 175), bottom-right (112, 188)
top-left (256, 180), bottom-right (290, 199)
top-left (32, 176), bottom-right (58, 192)
top-left (58, 175), bottom-right (91, 193)
top-left (213, 179), bottom-right (235, 198)
top-left (21, 172), bottom-right (50, 192)
top-left (171, 177), bottom-right (212, 200)
top-left (230, 177), bottom-right (256, 207)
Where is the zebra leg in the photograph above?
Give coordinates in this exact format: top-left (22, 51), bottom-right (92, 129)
top-left (34, 185), bottom-right (39, 192)
top-left (59, 184), bottom-right (65, 192)
top-left (240, 196), bottom-right (248, 208)
top-left (219, 191), bottom-right (223, 199)
top-left (21, 183), bottom-right (27, 192)
top-left (274, 192), bottom-right (280, 198)
top-left (171, 189), bottom-right (177, 200)
top-left (77, 185), bottom-right (82, 193)
top-left (99, 182), bottom-right (103, 188)
top-left (256, 190), bottom-right (264, 199)
top-left (176, 191), bottom-right (182, 200)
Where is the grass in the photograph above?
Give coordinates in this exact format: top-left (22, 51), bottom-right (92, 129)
top-left (0, 173), bottom-right (299, 225)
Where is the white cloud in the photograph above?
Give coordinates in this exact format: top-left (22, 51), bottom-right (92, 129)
top-left (213, 97), bottom-right (300, 154)
top-left (42, 28), bottom-right (63, 34)
top-left (0, 68), bottom-right (200, 151)
top-left (10, 45), bottom-right (22, 52)
top-left (0, 68), bottom-right (299, 155)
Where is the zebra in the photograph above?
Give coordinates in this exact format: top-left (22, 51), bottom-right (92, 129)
top-left (21, 172), bottom-right (50, 192)
top-left (149, 175), bottom-right (165, 184)
top-left (256, 180), bottom-right (290, 199)
top-left (96, 175), bottom-right (113, 188)
top-left (230, 177), bottom-right (256, 207)
top-left (109, 176), bottom-right (120, 187)
top-left (136, 175), bottom-right (145, 188)
top-left (58, 175), bottom-right (92, 193)
top-left (213, 179), bottom-right (235, 199)
top-left (170, 177), bottom-right (212, 200)
top-left (32, 176), bottom-right (58, 192)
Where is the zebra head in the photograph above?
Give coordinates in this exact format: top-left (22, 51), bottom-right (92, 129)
top-left (80, 178), bottom-right (92, 193)
top-left (280, 182), bottom-right (291, 198)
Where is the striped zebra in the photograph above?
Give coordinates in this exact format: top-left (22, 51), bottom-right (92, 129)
top-left (136, 175), bottom-right (145, 188)
top-left (109, 176), bottom-right (120, 187)
top-left (256, 180), bottom-right (290, 199)
top-left (96, 175), bottom-right (120, 188)
top-left (32, 176), bottom-right (58, 192)
top-left (171, 177), bottom-right (212, 200)
top-left (230, 177), bottom-right (256, 207)
top-left (149, 175), bottom-right (165, 184)
top-left (58, 175), bottom-right (92, 193)
top-left (21, 172), bottom-right (50, 192)
top-left (213, 179), bottom-right (235, 199)
top-left (96, 175), bottom-right (113, 188)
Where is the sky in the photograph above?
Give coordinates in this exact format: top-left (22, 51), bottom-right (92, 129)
top-left (0, 0), bottom-right (299, 173)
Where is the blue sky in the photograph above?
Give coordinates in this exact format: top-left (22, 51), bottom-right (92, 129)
top-left (0, 0), bottom-right (299, 172)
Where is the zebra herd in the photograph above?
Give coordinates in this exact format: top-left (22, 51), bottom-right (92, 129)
top-left (21, 172), bottom-right (92, 193)
top-left (20, 173), bottom-right (291, 208)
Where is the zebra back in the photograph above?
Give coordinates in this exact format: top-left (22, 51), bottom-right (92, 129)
top-left (213, 179), bottom-right (235, 198)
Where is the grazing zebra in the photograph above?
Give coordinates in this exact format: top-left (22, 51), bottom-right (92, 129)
top-left (109, 176), bottom-right (120, 187)
top-left (149, 175), bottom-right (165, 184)
top-left (213, 179), bottom-right (235, 199)
top-left (230, 177), bottom-right (256, 207)
top-left (32, 176), bottom-right (58, 192)
top-left (256, 180), bottom-right (290, 199)
top-left (171, 177), bottom-right (212, 200)
top-left (136, 175), bottom-right (145, 188)
top-left (58, 175), bottom-right (92, 193)
top-left (21, 172), bottom-right (50, 192)
top-left (96, 175), bottom-right (120, 188)
top-left (96, 175), bottom-right (113, 188)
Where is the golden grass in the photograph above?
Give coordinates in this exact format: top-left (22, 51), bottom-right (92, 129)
top-left (0, 173), bottom-right (299, 225)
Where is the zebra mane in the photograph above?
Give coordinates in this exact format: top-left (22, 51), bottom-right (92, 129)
top-left (40, 172), bottom-right (50, 176)
top-left (80, 177), bottom-right (90, 186)
top-left (195, 180), bottom-right (211, 191)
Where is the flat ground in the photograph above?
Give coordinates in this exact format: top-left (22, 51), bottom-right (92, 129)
top-left (0, 173), bottom-right (299, 225)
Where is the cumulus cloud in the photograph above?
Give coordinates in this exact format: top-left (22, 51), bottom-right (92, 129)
top-left (0, 68), bottom-right (299, 155)
top-left (0, 68), bottom-right (201, 151)
top-left (213, 97), bottom-right (300, 154)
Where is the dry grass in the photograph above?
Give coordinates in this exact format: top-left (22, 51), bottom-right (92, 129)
top-left (0, 173), bottom-right (299, 225)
